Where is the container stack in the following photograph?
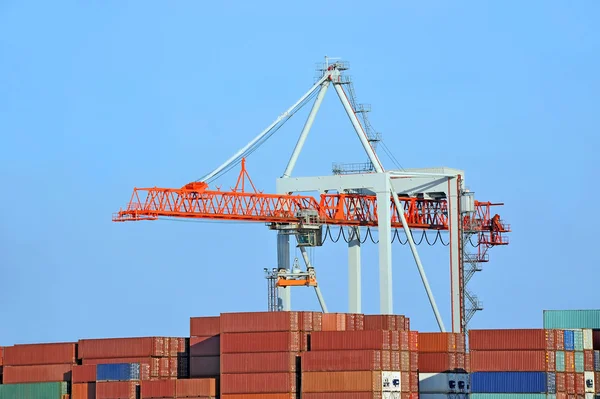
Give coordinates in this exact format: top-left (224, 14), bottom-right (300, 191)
top-left (469, 329), bottom-right (554, 399)
top-left (543, 309), bottom-right (600, 398)
top-left (1, 342), bottom-right (77, 384)
top-left (301, 314), bottom-right (419, 398)
top-left (189, 316), bottom-right (221, 378)
top-left (417, 332), bottom-right (468, 399)
top-left (219, 311), bottom-right (308, 399)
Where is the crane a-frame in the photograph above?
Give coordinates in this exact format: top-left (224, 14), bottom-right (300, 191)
top-left (113, 59), bottom-right (510, 333)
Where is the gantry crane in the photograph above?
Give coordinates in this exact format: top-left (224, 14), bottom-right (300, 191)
top-left (113, 59), bottom-right (510, 333)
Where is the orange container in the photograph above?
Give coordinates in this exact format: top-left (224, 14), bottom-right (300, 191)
top-left (2, 364), bottom-right (72, 383)
top-left (222, 395), bottom-right (295, 399)
top-left (221, 373), bottom-right (296, 394)
top-left (96, 381), bottom-right (137, 399)
top-left (302, 350), bottom-right (382, 372)
top-left (418, 333), bottom-right (460, 353)
top-left (140, 379), bottom-right (176, 398)
top-left (322, 313), bottom-right (347, 331)
top-left (72, 382), bottom-right (96, 399)
top-left (221, 332), bottom-right (300, 353)
top-left (221, 311), bottom-right (299, 333)
top-left (565, 351), bottom-right (575, 372)
top-left (222, 352), bottom-right (297, 374)
top-left (470, 350), bottom-right (547, 371)
top-left (302, 371), bottom-right (383, 393)
top-left (176, 378), bottom-right (217, 397)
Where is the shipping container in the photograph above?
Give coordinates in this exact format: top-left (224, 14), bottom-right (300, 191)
top-left (544, 311), bottom-right (600, 329)
top-left (418, 372), bottom-right (470, 393)
top-left (79, 337), bottom-right (164, 359)
top-left (557, 352), bottom-right (566, 372)
top-left (321, 313), bottom-right (347, 331)
top-left (364, 315), bottom-right (397, 331)
top-left (594, 331), bottom-right (600, 350)
top-left (190, 335), bottom-right (220, 357)
top-left (595, 351), bottom-right (600, 371)
top-left (470, 350), bottom-right (547, 372)
top-left (302, 350), bottom-right (382, 372)
top-left (302, 371), bottom-right (400, 393)
top-left (2, 364), bottom-right (72, 383)
top-left (548, 372), bottom-right (557, 393)
top-left (312, 331), bottom-right (390, 351)
top-left (575, 331), bottom-right (585, 351)
top-left (566, 372), bottom-right (575, 394)
top-left (585, 351), bottom-right (595, 371)
top-left (419, 353), bottom-right (460, 373)
top-left (418, 333), bottom-right (463, 353)
top-left (176, 378), bottom-right (217, 397)
top-left (221, 311), bottom-right (299, 333)
top-left (549, 350), bottom-right (557, 372)
top-left (221, 331), bottom-right (300, 353)
top-left (140, 379), bottom-right (176, 398)
top-left (411, 351), bottom-right (419, 372)
top-left (557, 372), bottom-right (566, 392)
top-left (299, 312), bottom-right (314, 332)
top-left (222, 394), bottom-right (295, 399)
top-left (566, 352), bottom-right (576, 372)
top-left (0, 347), bottom-right (3, 366)
top-left (83, 357), bottom-right (153, 379)
top-left (72, 382), bottom-right (96, 399)
top-left (576, 352), bottom-right (585, 372)
top-left (189, 356), bottom-right (220, 378)
top-left (556, 330), bottom-right (565, 351)
top-left (73, 365), bottom-right (97, 383)
top-left (584, 371), bottom-right (595, 393)
top-left (471, 372), bottom-right (547, 393)
top-left (312, 312), bottom-right (323, 332)
top-left (470, 395), bottom-right (547, 399)
top-left (3, 343), bottom-right (77, 366)
top-left (221, 372), bottom-right (296, 394)
top-left (96, 363), bottom-right (140, 381)
top-left (304, 394), bottom-right (421, 399)
top-left (576, 373), bottom-right (586, 395)
top-left (221, 352), bottom-right (297, 374)
top-left (0, 381), bottom-right (68, 399)
top-left (469, 329), bottom-right (549, 351)
top-left (190, 316), bottom-right (220, 336)
top-left (565, 331), bottom-right (576, 351)
top-left (95, 381), bottom-right (137, 399)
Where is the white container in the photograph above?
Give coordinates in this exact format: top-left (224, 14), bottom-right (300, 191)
top-left (585, 393), bottom-right (595, 399)
top-left (419, 372), bottom-right (469, 393)
top-left (382, 371), bottom-right (401, 392)
top-left (583, 329), bottom-right (594, 350)
top-left (382, 393), bottom-right (401, 399)
top-left (584, 371), bottom-right (595, 393)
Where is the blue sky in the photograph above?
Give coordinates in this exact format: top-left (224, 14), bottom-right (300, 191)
top-left (0, 1), bottom-right (597, 345)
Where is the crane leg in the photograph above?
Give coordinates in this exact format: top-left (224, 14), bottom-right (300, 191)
top-left (348, 226), bottom-right (361, 313)
top-left (376, 187), bottom-right (393, 315)
top-left (277, 232), bottom-right (291, 311)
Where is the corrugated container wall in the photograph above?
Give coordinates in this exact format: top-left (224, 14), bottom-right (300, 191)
top-left (73, 365), bottom-right (97, 383)
top-left (470, 351), bottom-right (547, 371)
top-left (2, 364), bottom-right (72, 383)
top-left (311, 331), bottom-right (391, 351)
top-left (79, 338), bottom-right (164, 359)
top-left (95, 381), bottom-right (137, 399)
top-left (221, 352), bottom-right (297, 374)
top-left (220, 332), bottom-right (300, 353)
top-left (3, 343), bottom-right (76, 366)
top-left (96, 363), bottom-right (140, 381)
top-left (190, 316), bottom-right (220, 336)
top-left (469, 330), bottom-right (550, 350)
top-left (0, 381), bottom-right (69, 399)
top-left (302, 350), bottom-right (383, 372)
top-left (470, 395), bottom-right (547, 399)
top-left (190, 335), bottom-right (220, 357)
top-left (220, 311), bottom-right (299, 333)
top-left (176, 378), bottom-right (217, 397)
top-left (72, 382), bottom-right (96, 399)
top-left (140, 379), bottom-right (176, 398)
top-left (220, 373), bottom-right (296, 394)
top-left (302, 371), bottom-right (385, 393)
top-left (471, 372), bottom-right (548, 393)
top-left (543, 310), bottom-right (600, 329)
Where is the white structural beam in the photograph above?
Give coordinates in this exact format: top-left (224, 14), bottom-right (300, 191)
top-left (376, 180), bottom-right (393, 314)
top-left (348, 226), bottom-right (361, 313)
top-left (277, 232), bottom-right (291, 311)
top-left (283, 81), bottom-right (330, 178)
top-left (448, 177), bottom-right (461, 332)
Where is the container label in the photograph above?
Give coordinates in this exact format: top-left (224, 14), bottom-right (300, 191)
top-left (382, 371), bottom-right (401, 392)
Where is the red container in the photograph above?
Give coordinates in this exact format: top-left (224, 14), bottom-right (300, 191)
top-left (79, 337), bottom-right (164, 359)
top-left (410, 371), bottom-right (418, 392)
top-left (302, 350), bottom-right (382, 371)
top-left (222, 395), bottom-right (295, 399)
top-left (96, 381), bottom-right (137, 399)
top-left (575, 373), bottom-right (585, 395)
top-left (221, 332), bottom-right (300, 353)
top-left (83, 357), bottom-right (154, 379)
top-left (299, 312), bottom-right (314, 332)
top-left (190, 335), bottom-right (220, 357)
top-left (547, 330), bottom-right (556, 350)
top-left (566, 351), bottom-right (575, 372)
top-left (221, 372), bottom-right (296, 394)
top-left (322, 313), bottom-right (347, 331)
top-left (312, 331), bottom-right (390, 351)
top-left (72, 382), bottom-right (96, 399)
top-left (418, 333), bottom-right (465, 353)
top-left (593, 330), bottom-right (600, 350)
top-left (401, 371), bottom-right (410, 393)
top-left (3, 343), bottom-right (76, 365)
top-left (388, 351), bottom-right (398, 371)
top-left (556, 372), bottom-right (566, 392)
top-left (303, 394), bottom-right (384, 399)
top-left (176, 378), bottom-right (217, 397)
top-left (399, 351), bottom-right (410, 372)
top-left (347, 314), bottom-right (364, 331)
top-left (409, 332), bottom-right (418, 351)
top-left (141, 380), bottom-right (176, 398)
top-left (397, 332), bottom-right (409, 351)
top-left (566, 373), bottom-right (575, 394)
top-left (556, 330), bottom-right (565, 350)
top-left (222, 352), bottom-right (297, 374)
top-left (364, 315), bottom-right (396, 331)
top-left (302, 371), bottom-right (382, 392)
top-left (221, 311), bottom-right (299, 333)
top-left (0, 347), bottom-right (3, 366)
top-left (584, 350), bottom-right (594, 371)
top-left (548, 350), bottom-right (556, 372)
top-left (470, 350), bottom-right (547, 371)
top-left (469, 329), bottom-right (549, 350)
top-left (189, 356), bottom-right (220, 378)
top-left (419, 353), bottom-right (458, 372)
top-left (410, 352), bottom-right (418, 372)
top-left (312, 312), bottom-right (323, 332)
top-left (73, 364), bottom-right (97, 383)
top-left (165, 337), bottom-right (187, 357)
top-left (190, 316), bottom-right (220, 336)
top-left (2, 364), bottom-right (72, 383)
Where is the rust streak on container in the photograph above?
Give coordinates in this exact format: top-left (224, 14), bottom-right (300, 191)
top-left (190, 335), bottom-right (220, 357)
top-left (96, 381), bottom-right (137, 399)
top-left (302, 371), bottom-right (383, 393)
top-left (2, 364), bottom-right (72, 383)
top-left (221, 332), bottom-right (300, 353)
top-left (302, 350), bottom-right (382, 371)
top-left (222, 352), bottom-right (297, 374)
top-left (311, 331), bottom-right (390, 351)
top-left (176, 378), bottom-right (217, 397)
top-left (79, 337), bottom-right (164, 359)
top-left (221, 311), bottom-right (299, 333)
top-left (3, 343), bottom-right (76, 365)
top-left (470, 350), bottom-right (548, 371)
top-left (72, 382), bottom-right (96, 399)
top-left (190, 316), bottom-right (221, 336)
top-left (73, 364), bottom-right (97, 383)
top-left (221, 372), bottom-right (296, 394)
top-left (469, 329), bottom-right (549, 350)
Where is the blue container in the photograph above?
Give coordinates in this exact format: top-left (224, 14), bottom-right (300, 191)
top-left (564, 330), bottom-right (575, 351)
top-left (544, 310), bottom-right (600, 329)
top-left (594, 350), bottom-right (600, 371)
top-left (546, 372), bottom-right (556, 394)
top-left (574, 329), bottom-right (584, 351)
top-left (471, 372), bottom-right (547, 393)
top-left (96, 363), bottom-right (140, 381)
